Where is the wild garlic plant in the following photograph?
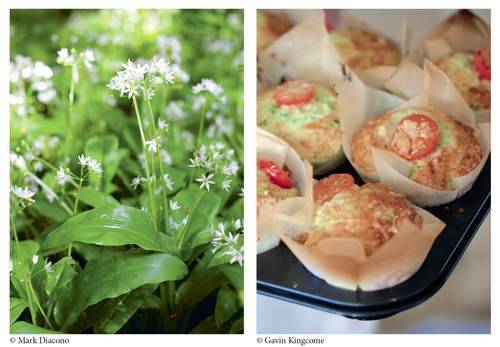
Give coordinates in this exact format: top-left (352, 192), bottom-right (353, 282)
top-left (10, 9), bottom-right (243, 335)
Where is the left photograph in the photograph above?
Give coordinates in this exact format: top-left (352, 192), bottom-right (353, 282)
top-left (9, 9), bottom-right (244, 334)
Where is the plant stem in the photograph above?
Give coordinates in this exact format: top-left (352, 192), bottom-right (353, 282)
top-left (24, 171), bottom-right (73, 215)
top-left (144, 95), bottom-right (169, 233)
top-left (27, 278), bottom-right (54, 330)
top-left (10, 213), bottom-right (37, 326)
top-left (132, 96), bottom-right (157, 231)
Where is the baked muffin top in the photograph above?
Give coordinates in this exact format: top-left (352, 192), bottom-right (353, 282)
top-left (435, 49), bottom-right (491, 111)
top-left (351, 107), bottom-right (482, 190)
top-left (308, 178), bottom-right (423, 256)
top-left (257, 80), bottom-right (341, 163)
top-left (330, 28), bottom-right (401, 72)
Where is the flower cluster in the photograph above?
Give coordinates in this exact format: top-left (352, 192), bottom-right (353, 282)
top-left (10, 185), bottom-right (36, 202)
top-left (10, 55), bottom-right (56, 115)
top-left (77, 154), bottom-right (103, 173)
top-left (210, 220), bottom-right (244, 266)
top-left (189, 142), bottom-right (239, 192)
top-left (107, 57), bottom-right (175, 99)
top-left (56, 48), bottom-right (95, 68)
top-left (192, 78), bottom-right (225, 100)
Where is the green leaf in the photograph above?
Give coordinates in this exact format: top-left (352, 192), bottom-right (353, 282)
top-left (229, 317), bottom-right (243, 334)
top-left (72, 243), bottom-right (126, 262)
top-left (10, 321), bottom-right (58, 334)
top-left (189, 315), bottom-right (218, 334)
top-left (93, 285), bottom-right (158, 333)
top-left (10, 240), bottom-right (40, 300)
top-left (78, 187), bottom-right (119, 208)
top-left (176, 253), bottom-right (234, 313)
top-left (173, 186), bottom-right (221, 259)
top-left (44, 257), bottom-right (78, 299)
top-left (215, 286), bottom-right (239, 328)
top-left (10, 298), bottom-right (28, 324)
top-left (30, 200), bottom-right (69, 222)
top-left (221, 265), bottom-right (244, 305)
top-left (84, 135), bottom-right (127, 193)
top-left (55, 252), bottom-right (188, 330)
top-left (40, 205), bottom-right (176, 255)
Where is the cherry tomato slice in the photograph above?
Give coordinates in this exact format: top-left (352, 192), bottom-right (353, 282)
top-left (314, 173), bottom-right (355, 205)
top-left (273, 80), bottom-right (316, 106)
top-left (473, 48), bottom-right (491, 81)
top-left (259, 160), bottom-right (294, 189)
top-left (390, 113), bottom-right (440, 161)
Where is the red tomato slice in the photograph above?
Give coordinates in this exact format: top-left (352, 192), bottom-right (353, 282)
top-left (259, 160), bottom-right (294, 189)
top-left (390, 113), bottom-right (440, 161)
top-left (273, 80), bottom-right (316, 106)
top-left (473, 48), bottom-right (491, 81)
top-left (314, 173), bottom-right (355, 205)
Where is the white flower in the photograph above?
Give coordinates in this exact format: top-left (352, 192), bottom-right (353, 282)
top-left (131, 176), bottom-right (142, 190)
top-left (77, 154), bottom-right (89, 166)
top-left (225, 247), bottom-right (243, 266)
top-left (234, 219), bottom-right (242, 230)
top-left (56, 48), bottom-right (75, 66)
top-left (37, 88), bottom-right (57, 103)
top-left (32, 255), bottom-right (39, 265)
top-left (11, 185), bottom-right (35, 202)
top-left (223, 160), bottom-right (239, 176)
top-left (192, 78), bottom-right (224, 98)
top-left (55, 166), bottom-right (73, 186)
top-left (44, 259), bottom-right (53, 273)
top-left (169, 200), bottom-right (180, 211)
top-left (158, 119), bottom-right (168, 130)
top-left (160, 149), bottom-right (172, 165)
top-left (82, 49), bottom-right (95, 68)
top-left (88, 158), bottom-right (103, 173)
top-left (10, 152), bottom-right (27, 170)
top-left (144, 137), bottom-right (160, 153)
top-left (163, 173), bottom-right (174, 191)
top-left (165, 101), bottom-right (187, 120)
top-left (33, 162), bottom-right (44, 172)
top-left (222, 178), bottom-right (231, 192)
top-left (108, 57), bottom-right (174, 99)
top-left (196, 173), bottom-right (215, 191)
top-left (32, 61), bottom-right (53, 79)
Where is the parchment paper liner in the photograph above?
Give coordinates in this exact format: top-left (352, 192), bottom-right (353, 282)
top-left (276, 199), bottom-right (445, 291)
top-left (410, 9), bottom-right (491, 120)
top-left (257, 128), bottom-right (314, 254)
top-left (339, 59), bottom-right (491, 207)
top-left (257, 10), bottom-right (406, 174)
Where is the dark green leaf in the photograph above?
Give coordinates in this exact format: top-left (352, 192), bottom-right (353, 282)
top-left (10, 298), bottom-right (28, 324)
top-left (55, 252), bottom-right (188, 330)
top-left (229, 317), bottom-right (243, 334)
top-left (44, 257), bottom-right (78, 299)
top-left (78, 187), bottom-right (119, 208)
top-left (189, 315), bottom-right (218, 334)
top-left (10, 321), bottom-right (58, 334)
top-left (40, 205), bottom-right (176, 255)
top-left (176, 253), bottom-right (233, 313)
top-left (30, 200), bottom-right (69, 222)
top-left (92, 285), bottom-right (158, 334)
top-left (173, 186), bottom-right (221, 259)
top-left (215, 286), bottom-right (239, 328)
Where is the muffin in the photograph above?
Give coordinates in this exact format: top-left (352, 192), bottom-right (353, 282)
top-left (307, 175), bottom-right (423, 256)
top-left (329, 28), bottom-right (401, 72)
top-left (351, 107), bottom-right (482, 191)
top-left (257, 159), bottom-right (299, 212)
top-left (434, 48), bottom-right (491, 110)
top-left (257, 80), bottom-right (343, 174)
top-left (257, 10), bottom-right (292, 52)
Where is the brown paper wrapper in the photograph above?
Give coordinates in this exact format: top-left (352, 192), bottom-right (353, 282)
top-left (339, 59), bottom-right (491, 206)
top-left (277, 202), bottom-right (445, 291)
top-left (410, 9), bottom-right (491, 119)
top-left (257, 128), bottom-right (314, 254)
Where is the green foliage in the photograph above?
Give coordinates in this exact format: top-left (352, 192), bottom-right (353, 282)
top-left (10, 9), bottom-right (243, 334)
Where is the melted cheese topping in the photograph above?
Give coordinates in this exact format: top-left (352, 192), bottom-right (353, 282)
top-left (307, 183), bottom-right (422, 256)
top-left (351, 107), bottom-right (482, 190)
top-left (257, 83), bottom-right (342, 162)
top-left (435, 51), bottom-right (490, 110)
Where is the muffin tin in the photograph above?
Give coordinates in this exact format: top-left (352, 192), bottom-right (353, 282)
top-left (257, 157), bottom-right (490, 320)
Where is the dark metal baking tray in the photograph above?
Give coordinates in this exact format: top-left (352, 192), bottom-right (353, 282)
top-left (257, 157), bottom-right (490, 320)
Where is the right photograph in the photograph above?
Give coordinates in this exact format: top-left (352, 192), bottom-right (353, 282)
top-left (256, 9), bottom-right (490, 334)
